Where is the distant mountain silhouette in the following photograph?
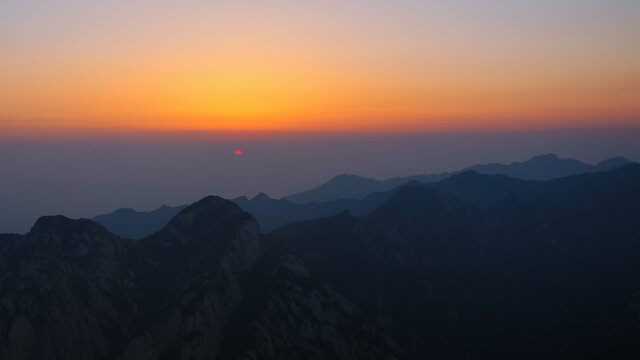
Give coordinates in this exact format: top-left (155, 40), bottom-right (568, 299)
top-left (594, 156), bottom-right (632, 171)
top-left (428, 171), bottom-right (533, 206)
top-left (463, 153), bottom-right (632, 180)
top-left (284, 154), bottom-right (633, 203)
top-left (93, 204), bottom-right (187, 239)
top-left (274, 164), bottom-right (640, 359)
top-left (232, 191), bottom-right (396, 232)
top-left (238, 155), bottom-right (633, 231)
top-left (92, 154), bottom-right (634, 238)
top-left (284, 173), bottom-right (450, 204)
top-left (0, 197), bottom-right (401, 359)
top-left (94, 191), bottom-right (397, 237)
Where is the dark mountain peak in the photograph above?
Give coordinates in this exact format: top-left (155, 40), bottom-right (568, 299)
top-left (520, 153), bottom-right (585, 168)
top-left (138, 195), bottom-right (263, 297)
top-left (26, 216), bottom-right (124, 259)
top-left (164, 195), bottom-right (251, 232)
top-left (284, 174), bottom-right (382, 204)
top-left (232, 195), bottom-right (250, 206)
top-left (529, 153), bottom-right (559, 161)
top-left (596, 156), bottom-right (633, 170)
top-left (31, 215), bottom-right (106, 236)
top-left (178, 194), bottom-right (239, 213)
top-left (333, 173), bottom-right (368, 180)
top-left (523, 153), bottom-right (585, 167)
top-left (322, 174), bottom-right (380, 187)
top-left (147, 196), bottom-right (262, 257)
top-left (252, 192), bottom-right (273, 202)
top-left (462, 153), bottom-right (592, 181)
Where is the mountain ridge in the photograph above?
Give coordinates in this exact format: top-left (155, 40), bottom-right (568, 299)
top-left (2, 165), bottom-right (640, 358)
top-left (283, 154), bottom-right (633, 204)
top-left (0, 195), bottom-right (402, 360)
top-left (92, 154), bottom-right (634, 239)
top-left (273, 163), bottom-right (640, 359)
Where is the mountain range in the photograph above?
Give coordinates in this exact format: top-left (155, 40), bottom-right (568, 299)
top-left (284, 153), bottom-right (632, 204)
top-left (93, 154), bottom-right (633, 239)
top-left (273, 164), bottom-right (640, 358)
top-left (92, 204), bottom-right (188, 240)
top-left (2, 163), bottom-right (640, 359)
top-left (0, 197), bottom-right (400, 359)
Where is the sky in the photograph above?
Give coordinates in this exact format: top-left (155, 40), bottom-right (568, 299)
top-left (0, 1), bottom-right (639, 233)
top-left (1, 0), bottom-right (639, 134)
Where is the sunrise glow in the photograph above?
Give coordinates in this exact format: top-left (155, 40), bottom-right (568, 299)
top-left (1, 1), bottom-right (639, 137)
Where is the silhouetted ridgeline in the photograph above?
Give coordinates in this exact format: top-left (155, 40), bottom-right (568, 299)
top-left (1, 164), bottom-right (639, 359)
top-left (92, 204), bottom-right (187, 239)
top-left (93, 154), bottom-right (634, 237)
top-left (283, 153), bottom-right (632, 203)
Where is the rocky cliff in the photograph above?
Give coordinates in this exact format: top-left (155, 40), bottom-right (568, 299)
top-left (0, 197), bottom-right (400, 360)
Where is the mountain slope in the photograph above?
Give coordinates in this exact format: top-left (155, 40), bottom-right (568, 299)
top-left (0, 197), bottom-right (402, 360)
top-left (274, 164), bottom-right (640, 359)
top-left (93, 204), bottom-right (187, 239)
top-left (462, 153), bottom-right (593, 180)
top-left (284, 173), bottom-right (450, 204)
top-left (235, 191), bottom-right (396, 232)
top-left (427, 171), bottom-right (534, 206)
top-left (0, 217), bottom-right (137, 359)
top-left (284, 174), bottom-right (392, 204)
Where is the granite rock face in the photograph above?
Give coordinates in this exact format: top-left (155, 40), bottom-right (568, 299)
top-left (0, 196), bottom-right (400, 360)
top-left (219, 255), bottom-right (401, 360)
top-left (0, 217), bottom-right (136, 360)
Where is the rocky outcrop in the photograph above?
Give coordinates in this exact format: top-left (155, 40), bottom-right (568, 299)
top-left (0, 196), bottom-right (402, 360)
top-left (220, 255), bottom-right (402, 360)
top-left (121, 196), bottom-right (264, 360)
top-left (0, 217), bottom-right (137, 360)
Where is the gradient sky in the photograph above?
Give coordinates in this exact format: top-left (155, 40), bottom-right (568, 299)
top-left (1, 0), bottom-right (639, 134)
top-left (1, 1), bottom-right (640, 233)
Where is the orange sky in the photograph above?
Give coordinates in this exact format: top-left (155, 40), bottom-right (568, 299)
top-left (1, 1), bottom-right (639, 136)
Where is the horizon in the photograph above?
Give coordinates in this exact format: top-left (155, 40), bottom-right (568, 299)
top-left (2, 126), bottom-right (639, 234)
